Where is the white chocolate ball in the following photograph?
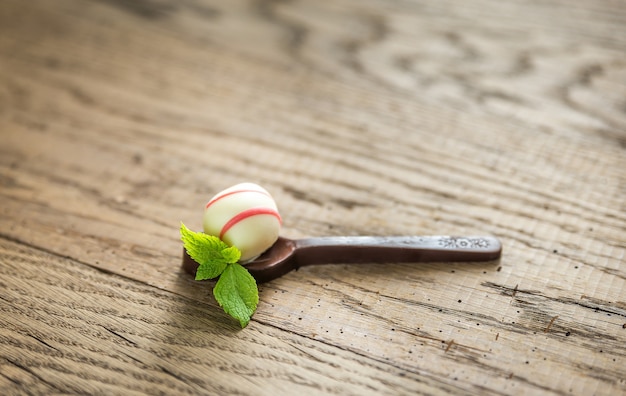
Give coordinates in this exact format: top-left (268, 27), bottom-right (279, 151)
top-left (203, 183), bottom-right (281, 262)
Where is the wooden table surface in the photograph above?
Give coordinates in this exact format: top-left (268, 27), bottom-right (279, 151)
top-left (1, 1), bottom-right (625, 395)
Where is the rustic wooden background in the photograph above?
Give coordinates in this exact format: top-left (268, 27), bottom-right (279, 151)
top-left (1, 0), bottom-right (625, 394)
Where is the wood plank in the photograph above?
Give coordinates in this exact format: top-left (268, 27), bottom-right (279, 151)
top-left (0, 0), bottom-right (625, 394)
top-left (0, 238), bottom-right (460, 395)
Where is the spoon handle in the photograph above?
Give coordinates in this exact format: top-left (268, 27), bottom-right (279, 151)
top-left (293, 236), bottom-right (501, 267)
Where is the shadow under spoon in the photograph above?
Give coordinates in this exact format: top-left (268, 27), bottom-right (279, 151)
top-left (182, 235), bottom-right (502, 283)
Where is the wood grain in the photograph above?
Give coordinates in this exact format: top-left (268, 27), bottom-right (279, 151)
top-left (1, 238), bottom-right (452, 395)
top-left (1, 0), bottom-right (625, 394)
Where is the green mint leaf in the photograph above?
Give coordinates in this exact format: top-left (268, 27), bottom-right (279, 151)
top-left (180, 222), bottom-right (241, 280)
top-left (180, 222), bottom-right (258, 328)
top-left (213, 263), bottom-right (259, 328)
top-left (195, 263), bottom-right (226, 281)
top-left (220, 245), bottom-right (242, 263)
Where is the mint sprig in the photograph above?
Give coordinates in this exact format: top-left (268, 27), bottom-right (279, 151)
top-left (180, 222), bottom-right (258, 328)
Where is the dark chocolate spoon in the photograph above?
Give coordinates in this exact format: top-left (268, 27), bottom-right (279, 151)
top-left (183, 235), bottom-right (502, 283)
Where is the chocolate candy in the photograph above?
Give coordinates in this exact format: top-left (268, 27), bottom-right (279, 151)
top-left (203, 183), bottom-right (281, 262)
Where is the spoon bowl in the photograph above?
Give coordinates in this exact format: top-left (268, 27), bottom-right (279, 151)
top-left (182, 235), bottom-right (502, 283)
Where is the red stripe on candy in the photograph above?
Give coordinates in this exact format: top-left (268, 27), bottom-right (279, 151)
top-left (219, 208), bottom-right (282, 239)
top-left (205, 189), bottom-right (271, 209)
